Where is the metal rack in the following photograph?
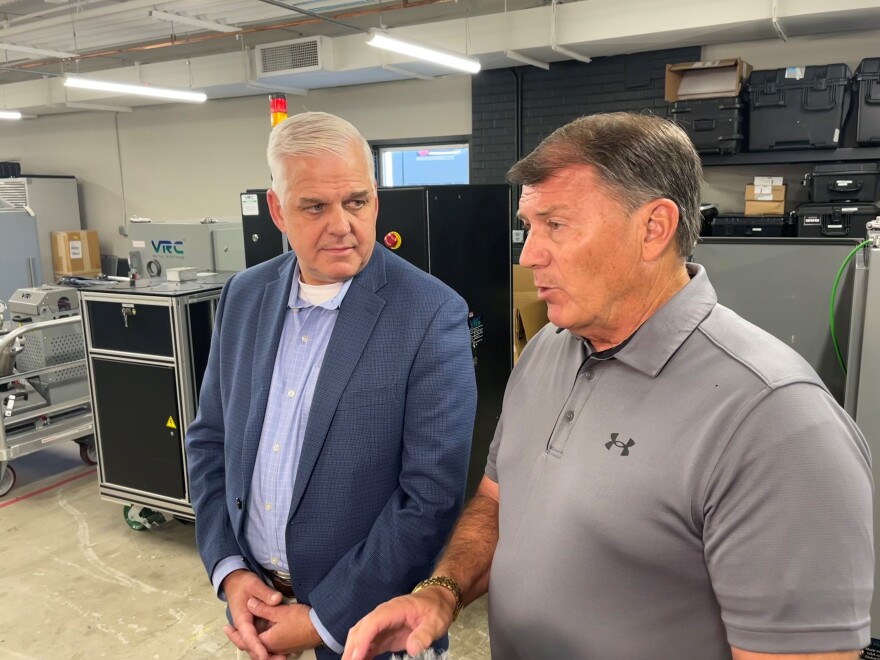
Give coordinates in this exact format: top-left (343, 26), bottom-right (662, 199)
top-left (0, 315), bottom-right (95, 497)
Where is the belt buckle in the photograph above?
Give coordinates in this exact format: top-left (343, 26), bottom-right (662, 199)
top-left (267, 570), bottom-right (294, 598)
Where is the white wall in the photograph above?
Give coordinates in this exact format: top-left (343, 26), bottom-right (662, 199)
top-left (3, 27), bottom-right (877, 258)
top-left (700, 29), bottom-right (880, 215)
top-left (0, 74), bottom-right (471, 256)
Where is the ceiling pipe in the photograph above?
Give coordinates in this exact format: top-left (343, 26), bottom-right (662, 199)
top-left (8, 0), bottom-right (455, 71)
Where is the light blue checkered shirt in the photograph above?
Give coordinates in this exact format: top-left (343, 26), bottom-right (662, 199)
top-left (211, 266), bottom-right (351, 652)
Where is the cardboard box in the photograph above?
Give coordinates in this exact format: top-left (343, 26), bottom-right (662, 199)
top-left (513, 265), bottom-right (549, 364)
top-left (665, 58), bottom-right (752, 102)
top-left (51, 230), bottom-right (101, 278)
top-left (744, 184), bottom-right (786, 216)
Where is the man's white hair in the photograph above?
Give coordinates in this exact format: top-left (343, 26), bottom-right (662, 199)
top-left (266, 111), bottom-right (375, 195)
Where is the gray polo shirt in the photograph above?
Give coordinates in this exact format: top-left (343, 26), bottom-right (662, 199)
top-left (485, 264), bottom-right (872, 659)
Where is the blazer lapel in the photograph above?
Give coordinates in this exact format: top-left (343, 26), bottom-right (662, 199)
top-left (239, 255), bottom-right (296, 514)
top-left (288, 248), bottom-right (387, 520)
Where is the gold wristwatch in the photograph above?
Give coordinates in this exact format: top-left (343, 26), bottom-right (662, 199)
top-left (412, 575), bottom-right (464, 622)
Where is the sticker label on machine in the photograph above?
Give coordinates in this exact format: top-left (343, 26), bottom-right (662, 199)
top-left (166, 416), bottom-right (177, 429)
top-left (241, 194), bottom-right (260, 216)
top-left (41, 423), bottom-right (94, 444)
top-left (803, 216), bottom-right (821, 225)
top-left (469, 312), bottom-right (484, 366)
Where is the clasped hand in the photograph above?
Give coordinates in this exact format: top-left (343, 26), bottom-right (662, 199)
top-left (223, 569), bottom-right (321, 660)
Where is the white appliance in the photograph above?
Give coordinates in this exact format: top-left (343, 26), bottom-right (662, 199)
top-left (0, 210), bottom-right (43, 302)
top-left (0, 176), bottom-right (82, 285)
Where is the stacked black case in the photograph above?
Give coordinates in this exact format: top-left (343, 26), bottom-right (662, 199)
top-left (670, 98), bottom-right (746, 155)
top-left (707, 214), bottom-right (796, 237)
top-left (795, 204), bottom-right (876, 238)
top-left (854, 58), bottom-right (880, 146)
top-left (805, 163), bottom-right (880, 203)
top-left (748, 64), bottom-right (851, 151)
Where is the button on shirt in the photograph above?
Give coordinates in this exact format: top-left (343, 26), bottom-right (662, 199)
top-left (212, 266), bottom-right (351, 653)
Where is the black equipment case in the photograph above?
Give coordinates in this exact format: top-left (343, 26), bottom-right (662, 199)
top-left (805, 163), bottom-right (880, 203)
top-left (795, 203), bottom-right (877, 238)
top-left (854, 58), bottom-right (880, 146)
top-left (670, 98), bottom-right (746, 155)
top-left (747, 64), bottom-right (852, 151)
top-left (707, 214), bottom-right (795, 237)
top-left (0, 161), bottom-right (21, 178)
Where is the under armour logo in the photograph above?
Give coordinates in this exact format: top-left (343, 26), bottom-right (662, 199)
top-left (605, 432), bottom-right (635, 456)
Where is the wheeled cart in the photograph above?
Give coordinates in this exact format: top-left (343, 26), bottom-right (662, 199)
top-left (0, 315), bottom-right (95, 497)
top-left (79, 275), bottom-right (229, 529)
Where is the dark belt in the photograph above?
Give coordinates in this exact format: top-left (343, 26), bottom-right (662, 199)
top-left (265, 569), bottom-right (295, 599)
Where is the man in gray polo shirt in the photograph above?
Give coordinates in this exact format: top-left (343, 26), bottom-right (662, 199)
top-left (342, 112), bottom-right (873, 660)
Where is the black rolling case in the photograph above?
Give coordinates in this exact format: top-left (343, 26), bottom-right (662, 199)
top-left (670, 98), bottom-right (745, 155)
top-left (707, 214), bottom-right (795, 237)
top-left (795, 203), bottom-right (877, 238)
top-left (854, 58), bottom-right (880, 146)
top-left (748, 64), bottom-right (852, 151)
top-left (805, 163), bottom-right (880, 203)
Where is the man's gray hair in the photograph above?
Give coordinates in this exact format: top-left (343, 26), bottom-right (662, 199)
top-left (267, 111), bottom-right (375, 193)
top-left (507, 112), bottom-right (703, 257)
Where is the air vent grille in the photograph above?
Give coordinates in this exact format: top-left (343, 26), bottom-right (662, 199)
top-left (0, 178), bottom-right (27, 208)
top-left (258, 38), bottom-right (322, 75)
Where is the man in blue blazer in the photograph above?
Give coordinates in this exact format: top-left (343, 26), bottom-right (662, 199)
top-left (186, 111), bottom-right (477, 660)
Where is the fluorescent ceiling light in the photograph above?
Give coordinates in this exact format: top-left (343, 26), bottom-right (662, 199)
top-left (149, 10), bottom-right (239, 33)
top-left (0, 110), bottom-right (22, 120)
top-left (64, 76), bottom-right (207, 103)
top-left (0, 42), bottom-right (76, 58)
top-left (366, 29), bottom-right (480, 74)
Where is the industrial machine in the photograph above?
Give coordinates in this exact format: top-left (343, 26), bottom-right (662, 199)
top-left (240, 189), bottom-right (289, 267)
top-left (376, 185), bottom-right (512, 496)
top-left (0, 285), bottom-right (96, 497)
top-left (846, 221), bottom-right (880, 653)
top-left (0, 209), bottom-right (43, 303)
top-left (79, 275), bottom-right (230, 528)
top-left (126, 219), bottom-right (245, 279)
top-left (0, 176), bottom-right (82, 287)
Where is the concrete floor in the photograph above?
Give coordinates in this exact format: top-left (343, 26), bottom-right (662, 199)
top-left (0, 443), bottom-right (490, 659)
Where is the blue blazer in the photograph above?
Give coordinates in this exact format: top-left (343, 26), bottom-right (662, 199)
top-left (186, 245), bottom-right (477, 657)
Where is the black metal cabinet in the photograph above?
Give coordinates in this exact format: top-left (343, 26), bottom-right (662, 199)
top-left (80, 276), bottom-right (229, 520)
top-left (91, 358), bottom-right (185, 499)
top-left (377, 185), bottom-right (512, 496)
top-left (240, 189), bottom-right (289, 268)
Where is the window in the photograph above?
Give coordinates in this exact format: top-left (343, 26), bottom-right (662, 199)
top-left (378, 143), bottom-right (469, 187)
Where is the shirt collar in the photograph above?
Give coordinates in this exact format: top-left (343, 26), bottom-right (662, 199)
top-left (560, 263), bottom-right (717, 376)
top-left (287, 264), bottom-right (353, 311)
top-left (613, 263), bottom-right (717, 377)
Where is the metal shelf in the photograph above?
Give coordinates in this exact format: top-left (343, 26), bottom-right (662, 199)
top-left (702, 147), bottom-right (880, 166)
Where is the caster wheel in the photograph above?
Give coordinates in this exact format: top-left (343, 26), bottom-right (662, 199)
top-left (0, 464), bottom-right (15, 497)
top-left (123, 505), bottom-right (166, 531)
top-left (77, 436), bottom-right (97, 465)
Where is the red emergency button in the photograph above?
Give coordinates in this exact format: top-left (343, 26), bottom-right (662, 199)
top-left (384, 231), bottom-right (402, 250)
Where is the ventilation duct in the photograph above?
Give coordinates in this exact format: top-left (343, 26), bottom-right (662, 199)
top-left (255, 37), bottom-right (332, 78)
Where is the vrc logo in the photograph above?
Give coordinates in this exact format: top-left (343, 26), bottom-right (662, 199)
top-left (151, 239), bottom-right (184, 255)
top-left (605, 432), bottom-right (635, 456)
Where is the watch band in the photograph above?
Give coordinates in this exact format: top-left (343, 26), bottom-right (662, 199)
top-left (412, 575), bottom-right (464, 622)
